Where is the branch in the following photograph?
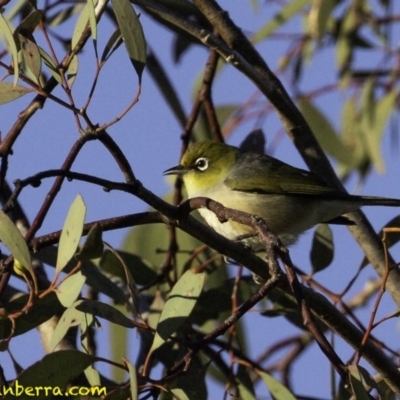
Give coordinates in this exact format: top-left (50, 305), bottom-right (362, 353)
top-left (8, 168), bottom-right (400, 392)
top-left (133, 0), bottom-right (400, 312)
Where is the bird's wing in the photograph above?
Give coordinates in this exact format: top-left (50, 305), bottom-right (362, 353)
top-left (225, 152), bottom-right (343, 197)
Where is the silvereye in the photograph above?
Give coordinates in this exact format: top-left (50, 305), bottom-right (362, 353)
top-left (164, 141), bottom-right (400, 248)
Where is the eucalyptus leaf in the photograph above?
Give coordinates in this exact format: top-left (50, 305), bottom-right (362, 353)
top-left (100, 249), bottom-right (157, 286)
top-left (110, 304), bottom-right (129, 383)
top-left (84, 365), bottom-right (101, 388)
top-left (339, 96), bottom-right (367, 177)
top-left (49, 305), bottom-right (85, 352)
top-left (252, 0), bottom-right (312, 43)
top-left (86, 0), bottom-right (97, 43)
top-left (19, 33), bottom-right (42, 83)
top-left (80, 261), bottom-right (128, 303)
top-left (15, 9), bottom-right (43, 33)
top-left (39, 46), bottom-right (62, 83)
top-left (0, 210), bottom-right (32, 274)
top-left (100, 27), bottom-right (123, 63)
top-left (0, 81), bottom-right (33, 105)
top-left (56, 194), bottom-right (86, 274)
top-left (335, 4), bottom-right (358, 71)
top-left (310, 224), bottom-right (334, 273)
top-left (147, 51), bottom-right (187, 127)
top-left (237, 365), bottom-right (256, 400)
top-left (103, 245), bottom-right (139, 314)
top-left (347, 364), bottom-right (375, 399)
top-left (307, 0), bottom-right (336, 40)
top-left (7, 350), bottom-right (94, 392)
top-left (163, 354), bottom-right (207, 400)
top-left (257, 370), bottom-right (296, 400)
top-left (76, 223), bottom-right (104, 261)
top-left (122, 215), bottom-right (203, 278)
top-left (76, 299), bottom-right (137, 328)
top-left (0, 13), bottom-right (20, 85)
top-left (57, 271), bottom-right (86, 307)
top-left (150, 270), bottom-right (206, 353)
top-left (71, 2), bottom-right (90, 50)
top-left (48, 4), bottom-right (84, 27)
top-left (298, 95), bottom-right (355, 168)
top-left (111, 0), bottom-right (147, 82)
top-left (362, 88), bottom-right (397, 173)
top-left (124, 358), bottom-right (138, 400)
top-left (0, 292), bottom-right (63, 339)
top-left (66, 54), bottom-right (79, 87)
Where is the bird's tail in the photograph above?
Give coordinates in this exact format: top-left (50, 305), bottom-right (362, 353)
top-left (356, 195), bottom-right (400, 207)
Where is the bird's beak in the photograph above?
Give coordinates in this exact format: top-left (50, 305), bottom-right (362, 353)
top-left (163, 165), bottom-right (190, 176)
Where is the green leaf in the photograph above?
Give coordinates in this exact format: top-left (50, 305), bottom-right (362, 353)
top-left (252, 0), bottom-right (312, 43)
top-left (0, 210), bottom-right (32, 273)
top-left (36, 246), bottom-right (127, 303)
top-left (124, 358), bottom-right (138, 400)
top-left (39, 46), bottom-right (62, 83)
top-left (297, 95), bottom-right (355, 168)
top-left (57, 271), bottom-right (86, 307)
top-left (84, 365), bottom-right (101, 387)
top-left (0, 12), bottom-right (20, 85)
top-left (347, 364), bottom-right (375, 399)
top-left (110, 304), bottom-right (129, 383)
top-left (76, 299), bottom-right (137, 328)
top-left (111, 0), bottom-right (147, 82)
top-left (15, 9), bottom-right (43, 33)
top-left (0, 81), bottom-right (33, 104)
top-left (0, 292), bottom-right (63, 339)
top-left (310, 224), bottom-right (334, 273)
top-left (100, 249), bottom-right (157, 286)
top-left (147, 292), bottom-right (165, 330)
top-left (339, 96), bottom-right (367, 177)
top-left (66, 54), bottom-right (79, 87)
top-left (335, 4), bottom-right (359, 71)
top-left (150, 270), bottom-right (206, 353)
top-left (56, 194), bottom-right (86, 274)
top-left (76, 223), bottom-right (104, 261)
top-left (258, 370), bottom-right (296, 400)
top-left (164, 355), bottom-right (207, 400)
top-left (147, 51), bottom-right (187, 127)
top-left (6, 350), bottom-right (94, 394)
top-left (361, 88), bottom-right (397, 173)
top-left (307, 0), bottom-right (336, 41)
top-left (237, 365), bottom-right (256, 400)
top-left (19, 33), bottom-right (42, 84)
top-left (103, 245), bottom-right (139, 314)
top-left (80, 261), bottom-right (128, 303)
top-left (123, 218), bottom-right (204, 279)
top-left (100, 27), bottom-right (123, 63)
top-left (49, 305), bottom-right (85, 352)
top-left (168, 389), bottom-right (190, 400)
top-left (48, 4), bottom-right (84, 27)
top-left (377, 379), bottom-right (396, 400)
top-left (86, 0), bottom-right (97, 43)
top-left (71, 2), bottom-right (90, 50)
top-left (193, 283), bottom-right (240, 325)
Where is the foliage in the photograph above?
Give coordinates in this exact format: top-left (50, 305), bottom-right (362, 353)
top-left (0, 0), bottom-right (400, 399)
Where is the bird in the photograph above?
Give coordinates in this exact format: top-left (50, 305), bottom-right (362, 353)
top-left (164, 141), bottom-right (400, 249)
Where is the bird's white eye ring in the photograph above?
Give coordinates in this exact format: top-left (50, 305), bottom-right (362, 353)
top-left (195, 157), bottom-right (209, 171)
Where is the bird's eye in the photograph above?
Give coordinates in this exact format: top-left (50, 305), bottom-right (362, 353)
top-left (195, 157), bottom-right (209, 171)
